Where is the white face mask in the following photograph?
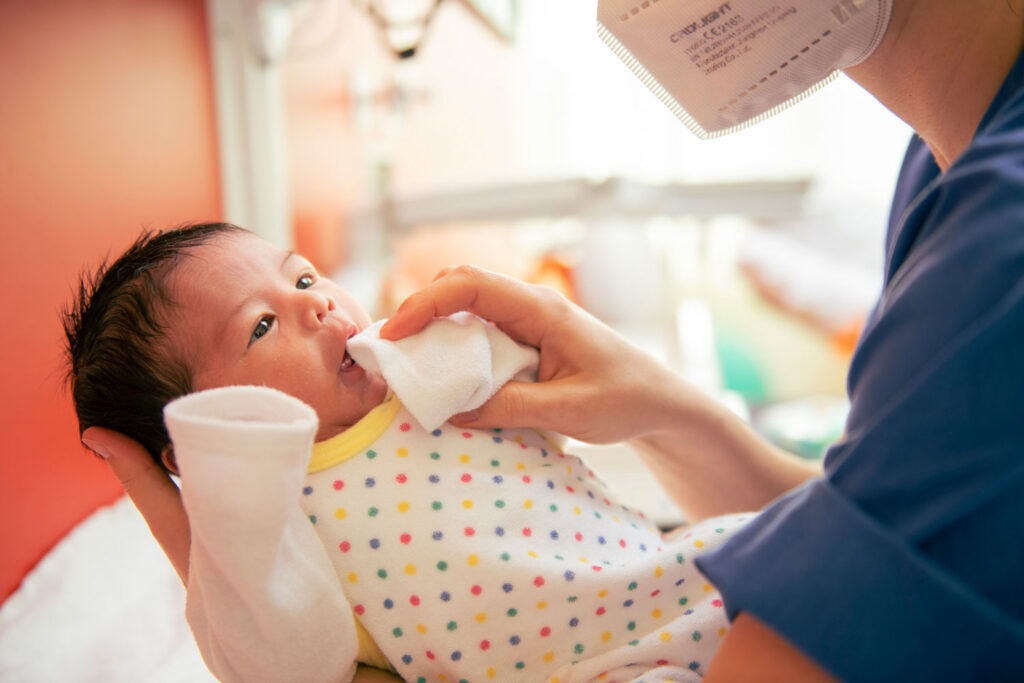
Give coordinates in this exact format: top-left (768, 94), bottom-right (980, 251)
top-left (597, 0), bottom-right (892, 138)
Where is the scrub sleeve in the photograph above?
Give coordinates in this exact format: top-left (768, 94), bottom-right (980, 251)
top-left (696, 54), bottom-right (1024, 681)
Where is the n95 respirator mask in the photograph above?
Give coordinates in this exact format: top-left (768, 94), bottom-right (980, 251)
top-left (597, 0), bottom-right (892, 138)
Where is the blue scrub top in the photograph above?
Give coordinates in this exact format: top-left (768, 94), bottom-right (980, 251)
top-left (696, 55), bottom-right (1024, 680)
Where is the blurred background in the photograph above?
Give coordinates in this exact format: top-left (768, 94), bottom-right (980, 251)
top-left (0, 0), bottom-right (911, 601)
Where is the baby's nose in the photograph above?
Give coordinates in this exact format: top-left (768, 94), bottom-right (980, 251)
top-left (316, 295), bottom-right (336, 323)
top-left (304, 292), bottom-right (336, 328)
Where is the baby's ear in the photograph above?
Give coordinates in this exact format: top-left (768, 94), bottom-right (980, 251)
top-left (160, 443), bottom-right (179, 476)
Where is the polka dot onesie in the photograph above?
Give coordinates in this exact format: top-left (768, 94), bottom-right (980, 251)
top-left (302, 394), bottom-right (749, 682)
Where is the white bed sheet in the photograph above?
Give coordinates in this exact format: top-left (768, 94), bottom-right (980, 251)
top-left (0, 495), bottom-right (215, 682)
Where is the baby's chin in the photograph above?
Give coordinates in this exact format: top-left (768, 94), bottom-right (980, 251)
top-left (316, 375), bottom-right (390, 441)
top-left (362, 373), bottom-right (390, 409)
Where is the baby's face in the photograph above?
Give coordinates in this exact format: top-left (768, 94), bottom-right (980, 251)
top-left (167, 231), bottom-right (388, 441)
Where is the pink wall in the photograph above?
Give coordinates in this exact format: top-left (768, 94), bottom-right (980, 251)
top-left (285, 2), bottom-right (523, 275)
top-left (0, 0), bottom-right (221, 601)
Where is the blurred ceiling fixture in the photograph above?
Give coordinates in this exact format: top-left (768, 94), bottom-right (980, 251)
top-left (351, 0), bottom-right (444, 60)
top-left (352, 0), bottom-right (518, 59)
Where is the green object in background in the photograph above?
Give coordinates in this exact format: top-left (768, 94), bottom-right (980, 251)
top-left (715, 329), bottom-right (768, 404)
top-left (711, 324), bottom-right (849, 459)
top-left (753, 395), bottom-right (850, 460)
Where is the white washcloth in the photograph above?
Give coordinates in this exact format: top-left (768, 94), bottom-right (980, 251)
top-left (348, 311), bottom-right (539, 432)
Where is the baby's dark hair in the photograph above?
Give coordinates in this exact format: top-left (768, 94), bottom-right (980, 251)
top-left (63, 222), bottom-right (245, 468)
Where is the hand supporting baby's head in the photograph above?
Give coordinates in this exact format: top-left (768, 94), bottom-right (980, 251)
top-left (64, 223), bottom-right (387, 472)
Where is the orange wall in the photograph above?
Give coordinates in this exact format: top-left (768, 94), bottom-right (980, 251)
top-left (0, 0), bottom-right (221, 600)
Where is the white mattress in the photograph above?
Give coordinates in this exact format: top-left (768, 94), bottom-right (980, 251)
top-left (0, 496), bottom-right (215, 682)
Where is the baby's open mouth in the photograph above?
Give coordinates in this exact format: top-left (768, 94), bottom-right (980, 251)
top-left (340, 350), bottom-right (357, 371)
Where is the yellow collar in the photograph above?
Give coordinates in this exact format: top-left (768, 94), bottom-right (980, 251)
top-left (307, 394), bottom-right (402, 473)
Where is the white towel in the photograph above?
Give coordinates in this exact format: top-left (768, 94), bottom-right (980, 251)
top-left (348, 311), bottom-right (539, 432)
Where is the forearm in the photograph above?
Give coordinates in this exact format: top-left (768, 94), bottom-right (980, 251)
top-left (630, 380), bottom-right (820, 521)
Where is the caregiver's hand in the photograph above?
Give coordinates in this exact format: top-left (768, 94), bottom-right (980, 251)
top-left (380, 265), bottom-right (693, 444)
top-left (81, 427), bottom-right (190, 585)
top-left (383, 266), bottom-right (820, 521)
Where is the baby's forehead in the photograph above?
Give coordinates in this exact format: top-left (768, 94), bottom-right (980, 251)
top-left (202, 230), bottom-right (280, 260)
top-left (161, 235), bottom-right (274, 359)
top-left (174, 232), bottom-right (282, 277)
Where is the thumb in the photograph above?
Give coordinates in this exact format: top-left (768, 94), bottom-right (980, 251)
top-left (451, 380), bottom-right (567, 433)
top-left (83, 426), bottom-right (160, 488)
top-left (82, 426), bottom-right (191, 585)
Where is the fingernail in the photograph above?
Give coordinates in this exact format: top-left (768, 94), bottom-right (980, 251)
top-left (452, 409), bottom-right (479, 424)
top-left (82, 437), bottom-right (110, 459)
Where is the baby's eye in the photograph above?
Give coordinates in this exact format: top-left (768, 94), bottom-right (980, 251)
top-left (296, 273), bottom-right (315, 290)
top-left (250, 315), bottom-right (274, 345)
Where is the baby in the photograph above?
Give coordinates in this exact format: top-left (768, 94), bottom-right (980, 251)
top-left (64, 223), bottom-right (748, 683)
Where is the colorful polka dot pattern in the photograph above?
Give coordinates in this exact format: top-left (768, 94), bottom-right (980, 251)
top-left (302, 407), bottom-right (747, 682)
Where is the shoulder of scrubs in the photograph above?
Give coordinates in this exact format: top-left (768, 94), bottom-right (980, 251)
top-left (697, 54), bottom-right (1024, 681)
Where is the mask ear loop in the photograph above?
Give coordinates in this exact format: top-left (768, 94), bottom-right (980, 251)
top-left (354, 0), bottom-right (444, 60)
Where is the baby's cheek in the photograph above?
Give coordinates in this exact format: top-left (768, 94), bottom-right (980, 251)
top-left (235, 354), bottom-right (308, 400)
top-left (335, 289), bottom-right (372, 328)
